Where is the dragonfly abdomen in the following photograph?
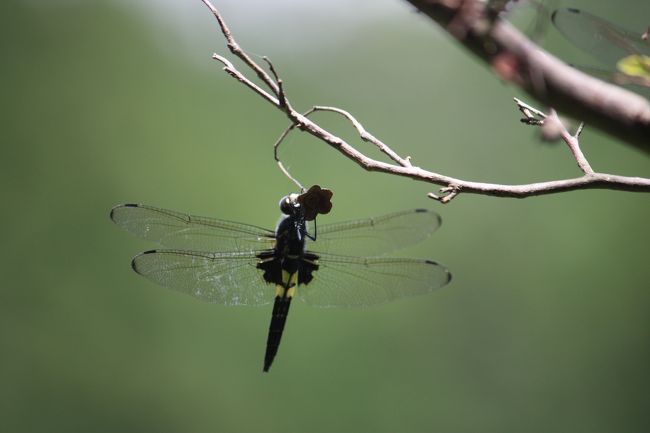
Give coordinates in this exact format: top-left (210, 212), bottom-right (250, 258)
top-left (263, 292), bottom-right (292, 372)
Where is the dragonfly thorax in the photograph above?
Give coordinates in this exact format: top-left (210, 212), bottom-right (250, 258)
top-left (275, 214), bottom-right (307, 257)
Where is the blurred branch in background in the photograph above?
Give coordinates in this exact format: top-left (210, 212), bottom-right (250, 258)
top-left (406, 0), bottom-right (650, 154)
top-left (200, 0), bottom-right (650, 203)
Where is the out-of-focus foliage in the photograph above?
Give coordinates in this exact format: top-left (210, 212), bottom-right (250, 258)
top-left (1, 1), bottom-right (648, 432)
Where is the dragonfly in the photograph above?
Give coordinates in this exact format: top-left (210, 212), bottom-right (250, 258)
top-left (552, 8), bottom-right (650, 88)
top-left (110, 191), bottom-right (451, 372)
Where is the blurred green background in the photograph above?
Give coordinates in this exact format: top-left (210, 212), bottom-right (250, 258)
top-left (2, 0), bottom-right (649, 432)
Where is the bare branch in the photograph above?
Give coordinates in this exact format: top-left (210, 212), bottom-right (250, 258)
top-left (515, 98), bottom-right (596, 174)
top-left (302, 106), bottom-right (412, 167)
top-left (199, 0), bottom-right (650, 202)
top-left (550, 110), bottom-right (594, 174)
top-left (514, 97), bottom-right (546, 125)
top-left (200, 0), bottom-right (279, 97)
top-left (211, 54), bottom-right (279, 106)
top-left (261, 57), bottom-right (293, 112)
top-left (428, 185), bottom-right (461, 203)
top-left (273, 121), bottom-right (305, 191)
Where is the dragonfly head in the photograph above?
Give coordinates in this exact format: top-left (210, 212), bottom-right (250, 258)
top-left (279, 193), bottom-right (302, 217)
top-left (280, 185), bottom-right (334, 223)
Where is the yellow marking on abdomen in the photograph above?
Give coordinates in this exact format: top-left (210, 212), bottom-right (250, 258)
top-left (279, 270), bottom-right (299, 297)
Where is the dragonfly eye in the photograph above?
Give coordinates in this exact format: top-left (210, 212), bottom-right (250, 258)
top-left (279, 195), bottom-right (301, 215)
top-left (279, 196), bottom-right (291, 215)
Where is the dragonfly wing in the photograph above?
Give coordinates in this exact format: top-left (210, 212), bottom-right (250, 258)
top-left (110, 204), bottom-right (275, 252)
top-left (309, 209), bottom-right (441, 257)
top-left (132, 249), bottom-right (273, 306)
top-left (297, 253), bottom-right (451, 307)
top-left (552, 8), bottom-right (650, 69)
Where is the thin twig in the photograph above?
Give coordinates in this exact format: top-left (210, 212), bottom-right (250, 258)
top-left (199, 0), bottom-right (650, 203)
top-left (514, 97), bottom-right (546, 125)
top-left (211, 54), bottom-right (279, 106)
top-left (200, 0), bottom-right (279, 97)
top-left (514, 99), bottom-right (594, 175)
top-left (305, 106), bottom-right (413, 167)
top-left (273, 122), bottom-right (304, 191)
top-left (428, 185), bottom-right (460, 204)
top-left (261, 57), bottom-right (292, 111)
top-left (549, 110), bottom-right (594, 174)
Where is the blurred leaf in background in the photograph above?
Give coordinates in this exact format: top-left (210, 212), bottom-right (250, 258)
top-left (1, 0), bottom-right (649, 432)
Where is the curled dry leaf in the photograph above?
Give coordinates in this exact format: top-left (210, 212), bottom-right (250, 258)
top-left (297, 185), bottom-right (333, 221)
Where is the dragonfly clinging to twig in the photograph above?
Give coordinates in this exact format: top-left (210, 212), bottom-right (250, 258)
top-left (110, 187), bottom-right (451, 372)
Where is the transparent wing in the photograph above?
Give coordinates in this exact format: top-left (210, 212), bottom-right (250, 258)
top-left (131, 249), bottom-right (273, 306)
top-left (297, 253), bottom-right (451, 307)
top-left (552, 8), bottom-right (650, 68)
top-left (110, 204), bottom-right (275, 252)
top-left (309, 209), bottom-right (441, 257)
